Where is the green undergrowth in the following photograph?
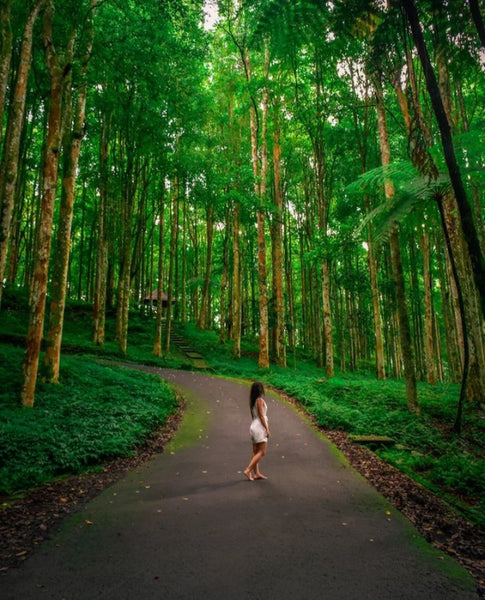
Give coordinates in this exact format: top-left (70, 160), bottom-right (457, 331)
top-left (0, 293), bottom-right (190, 370)
top-left (0, 343), bottom-right (177, 496)
top-left (180, 324), bottom-right (485, 526)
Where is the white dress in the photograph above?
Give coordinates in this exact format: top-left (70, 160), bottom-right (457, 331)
top-left (249, 398), bottom-right (268, 444)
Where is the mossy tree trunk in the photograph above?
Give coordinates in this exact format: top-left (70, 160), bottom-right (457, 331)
top-left (375, 78), bottom-right (419, 414)
top-left (21, 1), bottom-right (68, 407)
top-left (0, 0), bottom-right (45, 306)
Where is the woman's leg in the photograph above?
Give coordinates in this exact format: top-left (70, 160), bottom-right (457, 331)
top-left (244, 442), bottom-right (267, 480)
top-left (253, 451), bottom-right (267, 479)
top-left (253, 442), bottom-right (267, 479)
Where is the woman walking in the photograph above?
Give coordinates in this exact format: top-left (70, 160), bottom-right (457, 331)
top-left (244, 382), bottom-right (270, 481)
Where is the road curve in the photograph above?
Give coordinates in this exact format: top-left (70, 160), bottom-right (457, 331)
top-left (0, 368), bottom-right (476, 599)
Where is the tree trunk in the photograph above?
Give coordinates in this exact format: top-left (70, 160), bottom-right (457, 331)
top-left (397, 19), bottom-right (482, 413)
top-left (153, 187), bottom-right (165, 356)
top-left (313, 48), bottom-right (333, 376)
top-left (232, 202), bottom-right (241, 358)
top-left (6, 98), bottom-right (35, 286)
top-left (0, 0), bottom-right (13, 143)
top-left (437, 237), bottom-right (461, 381)
top-left (188, 209), bottom-right (199, 323)
top-left (75, 185), bottom-right (85, 298)
top-left (256, 206), bottom-right (269, 368)
top-left (283, 205), bottom-right (296, 358)
top-left (408, 237), bottom-right (424, 380)
top-left (401, 0), bottom-right (485, 320)
top-left (429, 15), bottom-right (485, 402)
top-left (321, 259), bottom-right (333, 376)
top-left (435, 200), bottom-right (471, 433)
top-left (131, 168), bottom-right (148, 308)
top-left (164, 178), bottom-right (178, 354)
top-left (456, 84), bottom-right (485, 253)
top-left (173, 187), bottom-right (181, 323)
top-left (467, 0), bottom-right (485, 51)
top-left (420, 228), bottom-right (438, 384)
top-left (375, 79), bottom-right (419, 414)
top-left (198, 202), bottom-right (214, 330)
top-left (116, 160), bottom-right (137, 356)
top-left (351, 68), bottom-right (385, 379)
top-left (93, 110), bottom-right (111, 345)
top-left (0, 0), bottom-right (45, 306)
top-left (254, 49), bottom-right (270, 369)
top-left (271, 105), bottom-right (286, 367)
top-left (219, 210), bottom-right (230, 344)
top-left (299, 227), bottom-right (309, 351)
top-left (180, 197), bottom-right (187, 325)
top-left (21, 1), bottom-right (66, 407)
top-left (365, 212), bottom-right (385, 379)
top-left (45, 4), bottom-right (94, 381)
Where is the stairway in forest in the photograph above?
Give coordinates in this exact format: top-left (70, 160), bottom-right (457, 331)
top-left (170, 330), bottom-right (211, 370)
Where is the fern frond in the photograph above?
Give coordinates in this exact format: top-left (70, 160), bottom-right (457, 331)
top-left (349, 159), bottom-right (451, 244)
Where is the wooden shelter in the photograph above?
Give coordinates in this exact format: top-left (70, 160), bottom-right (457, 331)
top-left (143, 290), bottom-right (174, 307)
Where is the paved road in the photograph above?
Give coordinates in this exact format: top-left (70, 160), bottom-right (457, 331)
top-left (0, 369), bottom-right (476, 599)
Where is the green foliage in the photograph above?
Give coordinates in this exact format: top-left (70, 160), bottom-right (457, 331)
top-left (347, 160), bottom-right (449, 243)
top-left (0, 345), bottom-right (177, 495)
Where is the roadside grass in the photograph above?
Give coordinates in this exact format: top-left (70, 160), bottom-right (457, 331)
top-left (1, 299), bottom-right (483, 526)
top-left (0, 343), bottom-right (177, 496)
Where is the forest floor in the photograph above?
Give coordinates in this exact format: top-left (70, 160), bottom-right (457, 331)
top-left (0, 380), bottom-right (483, 596)
top-left (324, 430), bottom-right (484, 592)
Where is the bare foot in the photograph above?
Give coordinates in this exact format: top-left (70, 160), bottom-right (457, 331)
top-left (244, 469), bottom-right (254, 481)
top-left (253, 473), bottom-right (267, 480)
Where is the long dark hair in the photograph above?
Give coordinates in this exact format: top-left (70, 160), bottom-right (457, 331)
top-left (249, 381), bottom-right (265, 412)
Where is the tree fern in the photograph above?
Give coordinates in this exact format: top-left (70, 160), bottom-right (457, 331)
top-left (346, 157), bottom-right (484, 244)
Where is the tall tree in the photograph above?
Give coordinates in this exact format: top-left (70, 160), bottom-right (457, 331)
top-left (374, 78), bottom-right (419, 414)
top-left (271, 99), bottom-right (286, 367)
top-left (0, 0), bottom-right (45, 306)
top-left (45, 0), bottom-right (95, 382)
top-left (153, 185), bottom-right (165, 357)
top-left (0, 0), bottom-right (13, 142)
top-left (21, 0), bottom-right (71, 406)
top-left (401, 0), bottom-right (485, 320)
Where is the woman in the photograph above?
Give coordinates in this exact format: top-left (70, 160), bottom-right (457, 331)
top-left (244, 381), bottom-right (270, 481)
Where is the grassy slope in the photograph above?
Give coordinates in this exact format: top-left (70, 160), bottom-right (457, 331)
top-left (0, 294), bottom-right (184, 496)
top-left (0, 344), bottom-right (178, 496)
top-left (0, 297), bottom-right (483, 526)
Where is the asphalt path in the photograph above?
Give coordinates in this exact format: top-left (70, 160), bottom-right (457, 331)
top-left (0, 368), bottom-right (476, 599)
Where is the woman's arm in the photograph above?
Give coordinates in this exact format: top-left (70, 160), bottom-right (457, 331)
top-left (257, 398), bottom-right (270, 437)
